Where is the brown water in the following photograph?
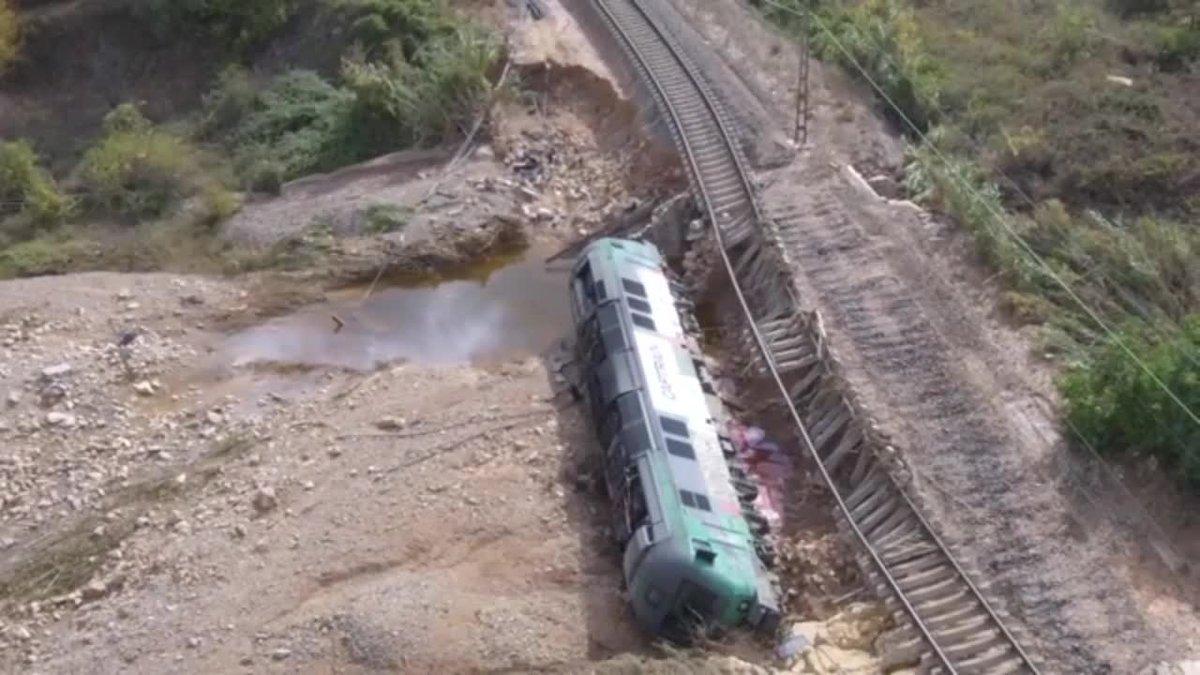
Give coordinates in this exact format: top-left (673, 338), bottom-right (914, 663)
top-left (222, 248), bottom-right (571, 371)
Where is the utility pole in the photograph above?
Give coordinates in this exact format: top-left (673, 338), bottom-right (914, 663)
top-left (793, 12), bottom-right (811, 147)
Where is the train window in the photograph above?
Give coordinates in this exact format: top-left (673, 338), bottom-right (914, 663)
top-left (586, 372), bottom-right (605, 423)
top-left (618, 392), bottom-right (642, 420)
top-left (666, 438), bottom-right (696, 460)
top-left (627, 297), bottom-right (652, 314)
top-left (694, 541), bottom-right (716, 565)
top-left (626, 471), bottom-right (649, 537)
top-left (595, 280), bottom-right (607, 300)
top-left (622, 425), bottom-right (652, 456)
top-left (631, 313), bottom-right (656, 331)
top-left (576, 262), bottom-right (598, 305)
top-left (598, 305), bottom-right (628, 352)
top-left (660, 416), bottom-right (689, 438)
top-left (677, 580), bottom-right (719, 621)
top-left (599, 402), bottom-right (622, 448)
top-left (679, 489), bottom-right (711, 512)
top-left (622, 278), bottom-right (647, 297)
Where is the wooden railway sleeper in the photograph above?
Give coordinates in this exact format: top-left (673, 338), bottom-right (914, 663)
top-left (956, 650), bottom-right (1027, 674)
top-left (820, 427), bottom-right (863, 474)
top-left (845, 471), bottom-right (888, 510)
top-left (864, 506), bottom-right (913, 543)
top-left (880, 541), bottom-right (942, 567)
top-left (812, 409), bottom-right (853, 452)
top-left (941, 632), bottom-right (1011, 662)
top-left (859, 496), bottom-right (902, 533)
top-left (844, 468), bottom-right (888, 507)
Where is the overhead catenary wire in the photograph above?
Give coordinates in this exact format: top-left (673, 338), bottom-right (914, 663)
top-left (760, 0), bottom-right (1200, 375)
top-left (756, 0), bottom-right (1200, 433)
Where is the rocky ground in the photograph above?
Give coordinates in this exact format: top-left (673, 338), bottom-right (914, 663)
top-left (11, 0), bottom-right (1189, 672)
top-left (0, 4), bottom-right (891, 674)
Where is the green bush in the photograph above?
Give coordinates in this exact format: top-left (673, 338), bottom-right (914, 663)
top-left (806, 0), bottom-right (943, 131)
top-left (199, 66), bottom-right (259, 136)
top-left (328, 0), bottom-right (454, 60)
top-left (79, 105), bottom-right (234, 220)
top-left (213, 22), bottom-right (500, 190)
top-left (1062, 317), bottom-right (1200, 488)
top-left (0, 0), bottom-right (18, 72)
top-left (224, 70), bottom-right (362, 189)
top-left (0, 140), bottom-right (72, 228)
top-left (1155, 23), bottom-right (1200, 71)
top-left (343, 25), bottom-right (501, 145)
top-left (134, 0), bottom-right (298, 48)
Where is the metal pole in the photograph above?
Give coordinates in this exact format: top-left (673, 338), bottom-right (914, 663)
top-left (793, 12), bottom-right (811, 146)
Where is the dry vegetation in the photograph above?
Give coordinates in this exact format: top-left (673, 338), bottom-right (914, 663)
top-left (756, 0), bottom-right (1199, 485)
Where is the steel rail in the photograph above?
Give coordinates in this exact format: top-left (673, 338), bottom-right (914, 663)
top-left (591, 0), bottom-right (1040, 672)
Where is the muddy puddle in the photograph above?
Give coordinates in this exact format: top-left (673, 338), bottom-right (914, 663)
top-left (223, 247), bottom-right (572, 371)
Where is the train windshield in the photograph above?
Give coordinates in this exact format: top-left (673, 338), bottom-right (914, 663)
top-left (660, 580), bottom-right (720, 642)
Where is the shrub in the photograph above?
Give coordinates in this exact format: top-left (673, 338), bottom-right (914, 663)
top-left (1155, 24), bottom-right (1200, 71)
top-left (0, 0), bottom-right (18, 72)
top-left (79, 105), bottom-right (234, 220)
top-left (328, 0), bottom-right (455, 60)
top-left (199, 66), bottom-right (259, 136)
top-left (1061, 317), bottom-right (1200, 489)
top-left (225, 70), bottom-right (362, 188)
top-left (343, 25), bottom-right (502, 145)
top-left (0, 140), bottom-right (72, 228)
top-left (102, 102), bottom-right (153, 135)
top-left (799, 0), bottom-right (943, 131)
top-left (134, 0), bottom-right (298, 48)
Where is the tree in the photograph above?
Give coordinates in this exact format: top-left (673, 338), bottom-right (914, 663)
top-left (0, 0), bottom-right (18, 73)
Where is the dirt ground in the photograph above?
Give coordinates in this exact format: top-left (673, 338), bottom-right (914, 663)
top-left (6, 0), bottom-right (1194, 673)
top-left (647, 0), bottom-right (1200, 671)
top-left (0, 4), bottom-right (877, 674)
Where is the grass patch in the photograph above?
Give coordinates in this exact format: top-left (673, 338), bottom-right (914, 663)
top-left (362, 202), bottom-right (412, 233)
top-left (0, 236), bottom-right (88, 278)
top-left (757, 0), bottom-right (1200, 487)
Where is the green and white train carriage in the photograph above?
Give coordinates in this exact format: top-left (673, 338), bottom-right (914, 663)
top-left (569, 237), bottom-right (780, 641)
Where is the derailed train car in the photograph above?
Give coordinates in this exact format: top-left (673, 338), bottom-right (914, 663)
top-left (568, 237), bottom-right (780, 641)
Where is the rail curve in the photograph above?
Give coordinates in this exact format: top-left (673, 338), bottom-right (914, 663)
top-left (591, 0), bottom-right (1040, 672)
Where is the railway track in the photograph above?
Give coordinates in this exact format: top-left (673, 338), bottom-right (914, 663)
top-left (592, 0), bottom-right (1040, 672)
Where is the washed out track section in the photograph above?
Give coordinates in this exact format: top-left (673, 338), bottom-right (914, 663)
top-left (592, 0), bottom-right (1039, 671)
